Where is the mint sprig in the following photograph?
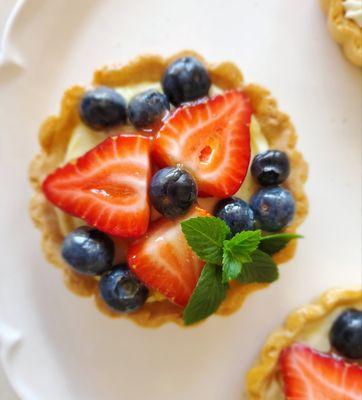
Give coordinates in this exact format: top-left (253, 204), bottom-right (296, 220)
top-left (181, 216), bottom-right (302, 325)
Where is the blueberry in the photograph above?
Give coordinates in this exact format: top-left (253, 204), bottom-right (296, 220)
top-left (150, 167), bottom-right (197, 218)
top-left (61, 226), bottom-right (114, 275)
top-left (251, 150), bottom-right (290, 186)
top-left (330, 309), bottom-right (362, 360)
top-left (214, 197), bottom-right (255, 236)
top-left (99, 264), bottom-right (148, 313)
top-left (162, 57), bottom-right (211, 106)
top-left (250, 187), bottom-right (295, 232)
top-left (79, 86), bottom-right (127, 130)
top-left (127, 89), bottom-right (170, 130)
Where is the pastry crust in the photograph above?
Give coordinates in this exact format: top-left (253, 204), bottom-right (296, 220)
top-left (321, 0), bottom-right (362, 66)
top-left (29, 50), bottom-right (308, 328)
top-left (246, 287), bottom-right (362, 399)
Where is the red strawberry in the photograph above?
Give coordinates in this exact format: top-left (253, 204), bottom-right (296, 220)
top-left (42, 134), bottom-right (151, 238)
top-left (127, 207), bottom-right (209, 307)
top-left (152, 90), bottom-right (252, 198)
top-left (280, 343), bottom-right (362, 400)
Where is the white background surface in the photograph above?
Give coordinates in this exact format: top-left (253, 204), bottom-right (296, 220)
top-left (0, 0), bottom-right (361, 399)
top-left (0, 0), bottom-right (19, 398)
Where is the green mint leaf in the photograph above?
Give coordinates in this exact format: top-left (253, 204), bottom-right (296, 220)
top-left (222, 250), bottom-right (242, 283)
top-left (259, 233), bottom-right (303, 255)
top-left (181, 216), bottom-right (231, 264)
top-left (236, 249), bottom-right (279, 284)
top-left (223, 230), bottom-right (262, 262)
top-left (183, 263), bottom-right (228, 325)
top-left (221, 230), bottom-right (262, 283)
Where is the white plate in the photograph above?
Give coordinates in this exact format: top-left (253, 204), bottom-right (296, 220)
top-left (0, 0), bottom-right (361, 399)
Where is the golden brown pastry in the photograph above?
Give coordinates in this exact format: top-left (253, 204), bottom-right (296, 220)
top-left (29, 51), bottom-right (308, 327)
top-left (246, 287), bottom-right (362, 399)
top-left (321, 0), bottom-right (362, 66)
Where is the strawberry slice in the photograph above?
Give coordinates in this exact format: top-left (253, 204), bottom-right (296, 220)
top-left (127, 207), bottom-right (209, 307)
top-left (42, 135), bottom-right (151, 238)
top-left (280, 343), bottom-right (362, 400)
top-left (152, 90), bottom-right (252, 198)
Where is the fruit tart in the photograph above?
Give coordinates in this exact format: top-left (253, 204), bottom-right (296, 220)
top-left (29, 51), bottom-right (308, 327)
top-left (246, 287), bottom-right (362, 399)
top-left (320, 0), bottom-right (362, 66)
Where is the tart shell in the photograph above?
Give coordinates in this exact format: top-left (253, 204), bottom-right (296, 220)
top-left (246, 287), bottom-right (362, 399)
top-left (29, 50), bottom-right (308, 328)
top-left (320, 0), bottom-right (362, 67)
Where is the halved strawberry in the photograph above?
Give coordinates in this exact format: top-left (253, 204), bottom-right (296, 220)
top-left (152, 90), bottom-right (252, 198)
top-left (280, 343), bottom-right (362, 400)
top-left (127, 207), bottom-right (209, 307)
top-left (42, 134), bottom-right (151, 238)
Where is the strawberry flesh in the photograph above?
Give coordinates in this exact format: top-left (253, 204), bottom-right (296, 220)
top-left (127, 207), bottom-right (209, 307)
top-left (152, 90), bottom-right (252, 198)
top-left (280, 343), bottom-right (362, 400)
top-left (42, 134), bottom-right (151, 238)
